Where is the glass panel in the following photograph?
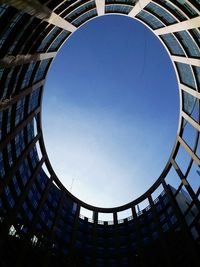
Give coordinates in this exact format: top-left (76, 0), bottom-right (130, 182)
top-left (176, 31), bottom-right (200, 58)
top-left (146, 2), bottom-right (177, 25)
top-left (136, 10), bottom-right (164, 30)
top-left (72, 9), bottom-right (97, 27)
top-left (161, 33), bottom-right (184, 56)
top-left (105, 4), bottom-right (133, 14)
top-left (176, 62), bottom-right (196, 88)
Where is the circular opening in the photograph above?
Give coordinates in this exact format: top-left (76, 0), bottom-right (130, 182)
top-left (43, 15), bottom-right (179, 208)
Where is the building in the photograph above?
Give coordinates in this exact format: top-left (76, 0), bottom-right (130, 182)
top-left (0, 0), bottom-right (199, 266)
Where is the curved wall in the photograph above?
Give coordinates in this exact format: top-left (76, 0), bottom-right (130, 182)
top-left (0, 1), bottom-right (199, 266)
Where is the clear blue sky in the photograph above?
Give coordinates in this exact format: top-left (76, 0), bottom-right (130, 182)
top-left (43, 15), bottom-right (179, 208)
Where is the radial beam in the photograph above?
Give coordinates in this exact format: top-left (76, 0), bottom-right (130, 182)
top-left (128, 0), bottom-right (151, 18)
top-left (95, 0), bottom-right (105, 16)
top-left (178, 136), bottom-right (200, 166)
top-left (181, 111), bottom-right (200, 132)
top-left (155, 16), bottom-right (200, 35)
top-left (181, 84), bottom-right (200, 100)
top-left (0, 0), bottom-right (77, 32)
top-left (172, 56), bottom-right (200, 67)
top-left (0, 52), bottom-right (56, 69)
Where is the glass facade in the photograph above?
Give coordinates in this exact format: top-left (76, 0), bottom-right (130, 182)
top-left (145, 2), bottom-right (177, 25)
top-left (0, 1), bottom-right (199, 267)
top-left (161, 33), bottom-right (185, 55)
top-left (136, 10), bottom-right (164, 29)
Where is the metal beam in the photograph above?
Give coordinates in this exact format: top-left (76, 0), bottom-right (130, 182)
top-left (178, 136), bottom-right (200, 166)
top-left (0, 80), bottom-right (45, 111)
top-left (0, 52), bottom-right (56, 69)
top-left (128, 0), bottom-right (151, 18)
top-left (155, 16), bottom-right (200, 35)
top-left (95, 0), bottom-right (105, 16)
top-left (0, 0), bottom-right (77, 32)
top-left (172, 56), bottom-right (200, 67)
top-left (181, 84), bottom-right (200, 100)
top-left (182, 110), bottom-right (200, 132)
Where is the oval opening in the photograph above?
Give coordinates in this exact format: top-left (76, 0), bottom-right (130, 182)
top-left (43, 15), bottom-right (179, 208)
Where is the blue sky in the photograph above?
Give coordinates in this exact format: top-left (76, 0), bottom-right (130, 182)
top-left (42, 15), bottom-right (179, 208)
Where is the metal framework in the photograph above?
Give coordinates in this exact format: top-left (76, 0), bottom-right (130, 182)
top-left (0, 0), bottom-right (199, 267)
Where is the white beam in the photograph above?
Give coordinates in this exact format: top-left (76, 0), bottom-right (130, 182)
top-left (178, 136), bottom-right (200, 165)
top-left (155, 16), bottom-right (200, 35)
top-left (181, 84), bottom-right (200, 100)
top-left (128, 0), bottom-right (151, 18)
top-left (172, 56), bottom-right (200, 67)
top-left (181, 111), bottom-right (200, 132)
top-left (95, 0), bottom-right (105, 16)
top-left (0, 52), bottom-right (56, 68)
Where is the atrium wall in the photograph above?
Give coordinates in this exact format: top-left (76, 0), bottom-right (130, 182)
top-left (0, 1), bottom-right (199, 266)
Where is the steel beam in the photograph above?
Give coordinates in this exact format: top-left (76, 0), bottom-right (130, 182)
top-left (172, 56), bottom-right (200, 67)
top-left (178, 136), bottom-right (200, 166)
top-left (128, 0), bottom-right (151, 18)
top-left (182, 111), bottom-right (200, 132)
top-left (0, 52), bottom-right (56, 69)
top-left (155, 16), bottom-right (200, 35)
top-left (181, 84), bottom-right (200, 100)
top-left (95, 0), bottom-right (105, 16)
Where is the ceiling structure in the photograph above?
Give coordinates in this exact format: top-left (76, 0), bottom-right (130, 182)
top-left (0, 1), bottom-right (199, 266)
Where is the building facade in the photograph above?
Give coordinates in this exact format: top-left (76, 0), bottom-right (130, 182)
top-left (0, 0), bottom-right (199, 266)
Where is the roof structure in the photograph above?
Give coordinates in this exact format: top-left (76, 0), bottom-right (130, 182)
top-left (0, 1), bottom-right (199, 266)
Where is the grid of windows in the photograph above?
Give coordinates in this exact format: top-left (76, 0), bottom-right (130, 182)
top-left (37, 27), bottom-right (61, 52)
top-left (33, 59), bottom-right (51, 83)
top-left (176, 62), bottom-right (196, 88)
top-left (136, 10), bottom-right (164, 30)
top-left (161, 33), bottom-right (185, 55)
top-left (145, 2), bottom-right (177, 25)
top-left (28, 87), bottom-right (41, 114)
top-left (175, 31), bottom-right (200, 58)
top-left (48, 31), bottom-right (71, 52)
top-left (172, 0), bottom-right (199, 18)
top-left (21, 62), bottom-right (37, 89)
top-left (72, 9), bottom-right (98, 27)
top-left (158, 0), bottom-right (187, 21)
top-left (15, 98), bottom-right (25, 126)
top-left (15, 131), bottom-right (25, 158)
top-left (0, 1), bottom-right (199, 267)
top-left (0, 12), bottom-right (24, 50)
top-left (105, 4), bottom-right (133, 14)
top-left (65, 1), bottom-right (96, 22)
